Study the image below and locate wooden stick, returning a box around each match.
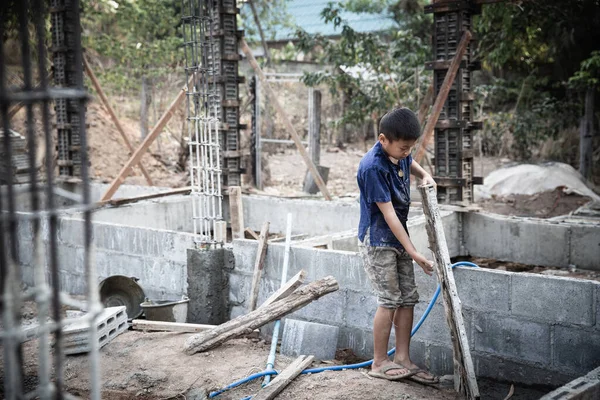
[183,276,339,354]
[240,38,332,200]
[229,186,245,239]
[244,228,260,240]
[417,82,434,127]
[100,73,194,201]
[83,56,154,186]
[260,270,306,309]
[132,320,215,333]
[419,184,479,399]
[97,187,191,207]
[249,222,270,312]
[414,31,472,163]
[254,355,315,400]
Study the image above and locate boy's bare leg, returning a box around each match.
[393,306,436,380]
[372,306,410,375]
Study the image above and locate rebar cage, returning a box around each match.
[1,1,102,399]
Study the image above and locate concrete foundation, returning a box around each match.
[10,185,600,389]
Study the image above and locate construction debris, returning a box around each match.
[183,276,339,355]
[253,355,315,400]
[0,129,39,184]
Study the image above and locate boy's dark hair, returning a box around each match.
[379,107,421,141]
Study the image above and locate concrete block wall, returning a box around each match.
[464,213,600,271]
[231,239,600,387]
[16,216,195,300]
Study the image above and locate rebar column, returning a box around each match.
[181,0,224,246]
[425,0,483,204]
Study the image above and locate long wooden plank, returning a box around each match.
[244,228,260,240]
[100,73,194,201]
[83,56,154,186]
[419,184,479,399]
[414,31,472,163]
[254,355,315,400]
[132,320,215,333]
[260,270,306,309]
[97,187,191,207]
[183,276,339,354]
[240,38,332,200]
[229,186,245,239]
[248,222,270,312]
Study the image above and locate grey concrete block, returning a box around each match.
[408,339,428,372]
[187,248,229,325]
[337,326,373,360]
[412,303,452,347]
[540,365,600,400]
[426,342,455,376]
[58,218,84,247]
[64,306,128,355]
[228,272,251,306]
[570,225,600,271]
[281,319,339,360]
[414,265,440,301]
[512,274,595,326]
[474,353,576,387]
[344,290,377,329]
[596,284,600,331]
[554,326,600,374]
[59,272,87,295]
[140,259,186,300]
[464,213,570,267]
[454,267,510,312]
[290,289,345,326]
[474,313,551,365]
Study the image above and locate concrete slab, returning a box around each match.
[281,319,339,360]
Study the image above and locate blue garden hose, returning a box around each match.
[209,261,480,399]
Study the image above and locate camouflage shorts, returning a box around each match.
[358,230,419,308]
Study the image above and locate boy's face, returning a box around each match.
[378,134,416,161]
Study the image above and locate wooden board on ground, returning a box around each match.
[183,276,339,355]
[419,184,479,399]
[253,355,315,400]
[132,320,260,338]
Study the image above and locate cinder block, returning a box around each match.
[413,264,440,301]
[344,290,377,329]
[228,272,251,306]
[540,365,600,400]
[427,342,454,376]
[596,285,600,331]
[412,303,453,347]
[408,339,428,372]
[290,289,345,326]
[464,213,570,267]
[454,267,510,312]
[63,306,128,355]
[58,218,84,247]
[569,225,600,271]
[511,274,595,326]
[473,313,550,365]
[554,326,600,373]
[281,319,339,360]
[337,326,373,360]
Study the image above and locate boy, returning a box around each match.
[357,107,438,384]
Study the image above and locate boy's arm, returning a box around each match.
[410,160,436,187]
[376,201,434,276]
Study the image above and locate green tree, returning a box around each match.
[296,0,432,131]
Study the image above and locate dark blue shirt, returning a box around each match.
[357,141,412,249]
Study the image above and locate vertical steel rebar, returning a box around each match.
[0,1,100,399]
[182,0,223,247]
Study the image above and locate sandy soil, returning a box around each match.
[4,328,552,400]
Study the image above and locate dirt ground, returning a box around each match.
[5,329,550,400]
